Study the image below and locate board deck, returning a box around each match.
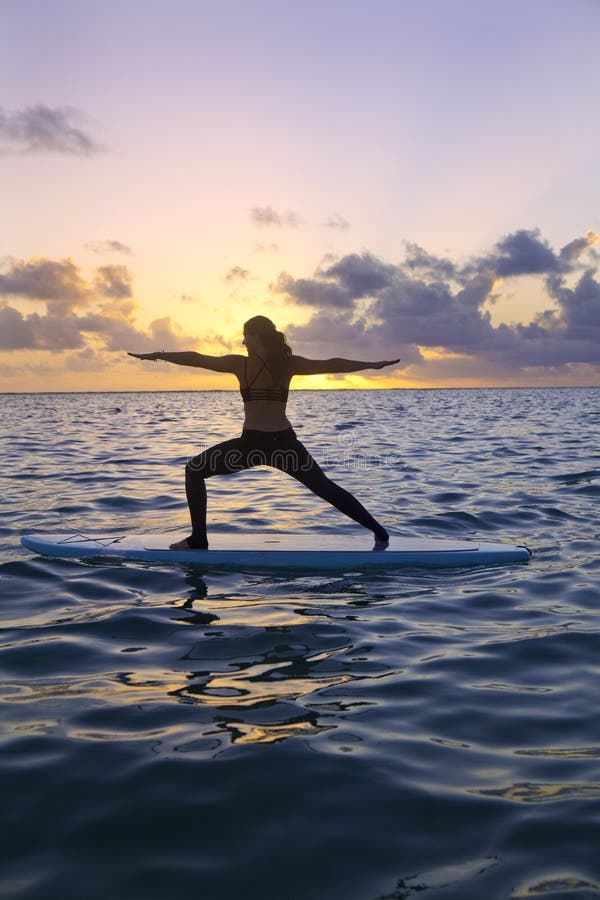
[21,532,531,569]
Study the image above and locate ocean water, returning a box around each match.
[1,387,600,900]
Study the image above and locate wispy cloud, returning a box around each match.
[250,206,302,228]
[252,243,280,254]
[225,266,250,281]
[85,240,132,255]
[324,214,351,231]
[0,104,103,156]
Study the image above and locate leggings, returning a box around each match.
[183,427,388,547]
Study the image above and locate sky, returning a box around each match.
[1,0,600,391]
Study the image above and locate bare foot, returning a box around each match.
[169,538,192,550]
[373,538,389,552]
[169,536,209,550]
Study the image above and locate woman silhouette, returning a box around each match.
[129,316,399,550]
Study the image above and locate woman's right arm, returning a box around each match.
[127,351,244,373]
[290,356,400,376]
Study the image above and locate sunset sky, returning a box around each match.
[1,0,599,391]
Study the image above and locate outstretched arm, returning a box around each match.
[290,356,401,376]
[127,351,243,373]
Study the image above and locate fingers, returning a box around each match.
[128,352,154,360]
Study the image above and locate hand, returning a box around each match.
[373,358,401,369]
[128,351,162,361]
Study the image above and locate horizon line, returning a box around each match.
[1,385,599,396]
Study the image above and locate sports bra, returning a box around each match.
[240,355,289,403]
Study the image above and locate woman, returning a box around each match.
[128,315,399,550]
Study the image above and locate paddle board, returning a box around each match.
[21,532,531,569]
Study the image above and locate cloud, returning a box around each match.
[403,242,458,282]
[77,300,194,353]
[0,300,196,355]
[0,104,103,156]
[284,311,423,369]
[85,240,132,255]
[0,255,198,356]
[546,269,600,337]
[559,231,599,264]
[273,228,600,377]
[324,214,350,230]
[253,243,280,254]
[0,257,134,304]
[319,253,398,298]
[0,257,91,303]
[274,272,354,309]
[0,305,86,350]
[64,348,110,372]
[225,266,250,281]
[93,265,133,299]
[491,229,561,277]
[250,206,302,228]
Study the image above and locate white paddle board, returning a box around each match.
[21,532,531,569]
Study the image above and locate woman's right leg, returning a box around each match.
[171,437,248,549]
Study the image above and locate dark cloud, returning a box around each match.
[559,231,599,263]
[547,269,600,337]
[250,206,302,228]
[403,242,458,282]
[274,229,600,377]
[371,277,499,352]
[0,257,90,303]
[93,265,133,299]
[490,229,560,277]
[0,305,86,351]
[0,257,135,304]
[85,240,132,255]
[0,256,197,356]
[0,305,38,349]
[285,311,422,368]
[0,104,103,156]
[275,272,354,309]
[319,253,397,298]
[0,300,196,355]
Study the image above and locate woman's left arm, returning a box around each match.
[290,356,400,376]
[127,351,244,373]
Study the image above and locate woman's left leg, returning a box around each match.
[272,436,389,542]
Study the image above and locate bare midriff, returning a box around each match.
[242,399,292,431]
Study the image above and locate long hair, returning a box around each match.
[244,316,292,379]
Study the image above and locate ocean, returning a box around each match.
[1,387,599,900]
